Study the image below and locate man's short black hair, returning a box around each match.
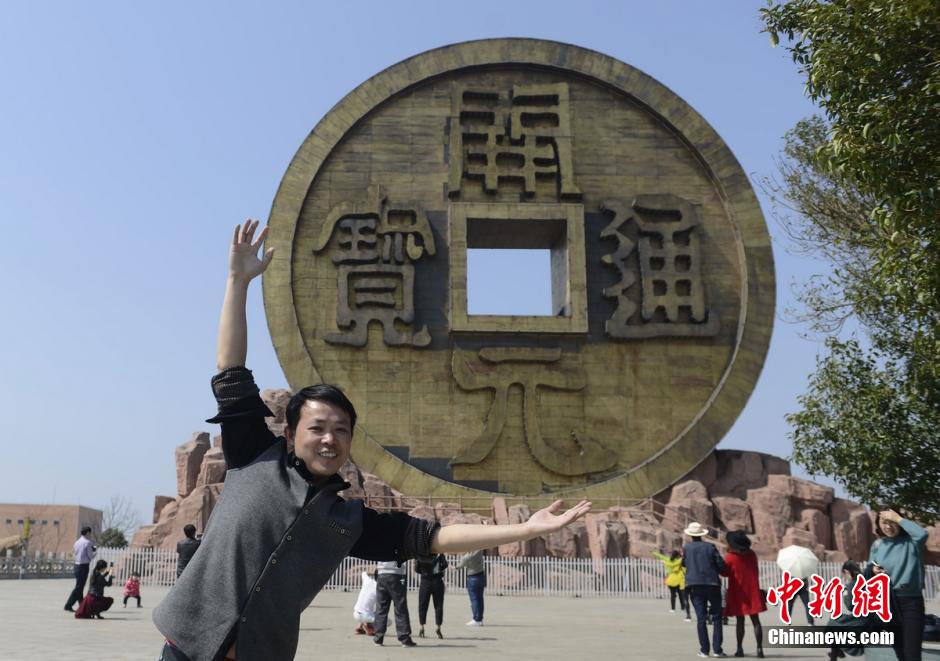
[81,526,92,536]
[183,524,197,539]
[286,384,357,433]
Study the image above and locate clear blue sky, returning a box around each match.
[0,1,834,528]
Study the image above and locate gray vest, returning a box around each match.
[153,439,363,661]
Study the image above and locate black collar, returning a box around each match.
[286,451,347,490]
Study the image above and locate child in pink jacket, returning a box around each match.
[123,571,141,607]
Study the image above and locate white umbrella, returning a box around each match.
[776,545,818,578]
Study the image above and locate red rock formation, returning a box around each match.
[712,496,753,533]
[175,432,210,498]
[746,486,793,548]
[830,498,874,561]
[137,411,927,567]
[152,496,174,524]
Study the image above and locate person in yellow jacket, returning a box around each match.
[653,550,691,621]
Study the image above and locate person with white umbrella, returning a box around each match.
[776,544,818,626]
[683,522,727,658]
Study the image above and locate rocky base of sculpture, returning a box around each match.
[132,389,940,566]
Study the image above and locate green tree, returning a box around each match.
[763,0,940,328]
[761,1,940,522]
[99,527,128,549]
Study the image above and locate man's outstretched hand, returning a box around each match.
[524,499,592,537]
[229,219,274,283]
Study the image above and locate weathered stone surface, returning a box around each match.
[830,498,873,561]
[624,517,660,559]
[492,497,510,525]
[261,388,291,422]
[665,480,713,530]
[655,528,683,554]
[712,497,752,533]
[670,480,708,502]
[261,388,291,440]
[212,434,223,448]
[439,512,486,527]
[129,524,156,548]
[708,451,790,500]
[750,537,778,561]
[823,550,849,564]
[746,487,792,547]
[585,513,629,562]
[158,499,179,525]
[781,526,818,551]
[196,447,226,487]
[434,502,462,521]
[406,504,436,522]
[175,432,211,498]
[362,476,397,511]
[798,509,831,549]
[665,500,714,531]
[152,496,174,524]
[767,475,834,511]
[544,519,589,558]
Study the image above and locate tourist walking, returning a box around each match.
[720,531,765,658]
[870,509,928,661]
[64,526,95,612]
[176,524,201,578]
[458,548,486,626]
[123,571,142,607]
[416,553,448,638]
[653,549,690,620]
[75,560,114,619]
[682,522,726,658]
[373,560,416,647]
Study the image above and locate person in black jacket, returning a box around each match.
[75,560,114,619]
[416,553,448,639]
[176,524,201,578]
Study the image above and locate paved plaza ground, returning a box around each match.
[0,579,865,660]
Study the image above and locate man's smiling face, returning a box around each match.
[287,399,352,480]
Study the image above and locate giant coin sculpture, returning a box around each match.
[264,39,775,500]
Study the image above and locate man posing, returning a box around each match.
[64,526,95,612]
[153,221,592,661]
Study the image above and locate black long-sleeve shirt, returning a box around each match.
[88,571,112,597]
[206,366,437,562]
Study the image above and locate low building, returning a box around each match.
[0,504,102,555]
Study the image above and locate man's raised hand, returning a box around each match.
[525,499,592,537]
[229,219,274,283]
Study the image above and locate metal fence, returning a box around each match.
[6,547,937,602]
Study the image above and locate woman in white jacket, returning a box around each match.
[353,570,378,635]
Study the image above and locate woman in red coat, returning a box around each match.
[721,530,766,658]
